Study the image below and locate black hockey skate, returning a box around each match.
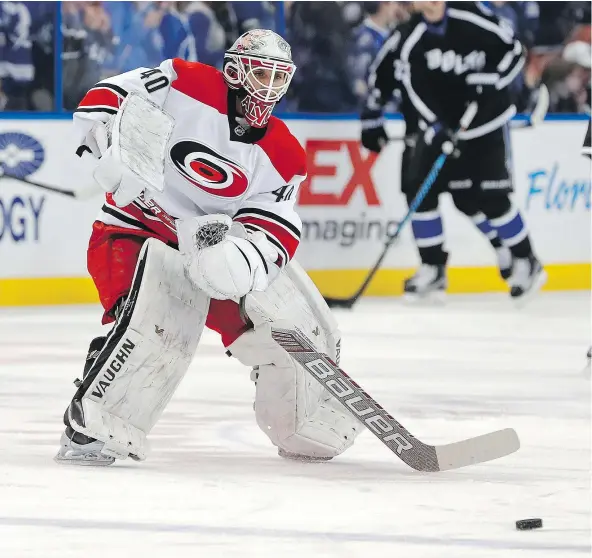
[509,255,547,300]
[404,264,447,300]
[54,429,114,466]
[54,335,115,466]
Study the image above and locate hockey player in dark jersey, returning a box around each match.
[361,1,546,300]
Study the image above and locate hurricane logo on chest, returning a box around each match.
[170,140,249,198]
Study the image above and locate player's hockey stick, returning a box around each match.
[0,170,99,200]
[324,102,478,309]
[272,325,520,471]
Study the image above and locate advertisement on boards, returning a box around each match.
[0,117,589,303]
[289,119,591,272]
[289,120,413,271]
[0,122,103,279]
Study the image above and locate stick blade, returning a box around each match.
[324,297,356,309]
[435,428,520,471]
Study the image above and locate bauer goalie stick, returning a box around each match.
[324,101,478,309]
[271,325,520,471]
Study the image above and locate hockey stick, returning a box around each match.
[272,325,520,471]
[325,102,478,309]
[0,169,100,200]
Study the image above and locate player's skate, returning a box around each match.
[54,334,116,466]
[54,429,114,466]
[496,245,513,281]
[509,255,547,300]
[404,264,446,301]
[277,448,333,462]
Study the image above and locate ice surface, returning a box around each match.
[0,292,589,558]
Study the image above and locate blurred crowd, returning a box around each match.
[285,1,591,113]
[0,1,590,114]
[61,1,277,109]
[0,1,55,111]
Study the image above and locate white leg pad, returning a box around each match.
[229,260,361,459]
[69,238,210,460]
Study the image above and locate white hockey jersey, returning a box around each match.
[74,59,306,266]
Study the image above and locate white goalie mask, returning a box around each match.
[223,29,296,128]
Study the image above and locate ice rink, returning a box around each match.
[0,292,590,558]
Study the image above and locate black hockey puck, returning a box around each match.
[516,518,543,530]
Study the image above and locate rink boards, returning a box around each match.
[0,116,590,305]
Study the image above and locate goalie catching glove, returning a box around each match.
[178,214,280,300]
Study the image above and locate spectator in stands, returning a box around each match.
[62,2,86,110]
[230,1,275,33]
[62,2,115,110]
[483,2,539,49]
[81,2,116,78]
[26,2,55,110]
[348,2,408,110]
[534,2,589,50]
[105,2,164,72]
[184,2,226,69]
[101,1,134,73]
[0,1,36,110]
[159,3,196,61]
[286,1,357,112]
[544,40,591,113]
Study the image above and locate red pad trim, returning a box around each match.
[105,194,178,245]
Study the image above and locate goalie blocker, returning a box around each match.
[58,237,360,464]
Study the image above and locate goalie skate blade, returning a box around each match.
[435,428,520,471]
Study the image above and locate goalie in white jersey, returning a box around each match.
[55,29,361,466]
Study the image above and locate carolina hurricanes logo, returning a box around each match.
[170,140,249,198]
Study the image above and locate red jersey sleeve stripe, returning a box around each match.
[78,87,123,110]
[243,223,287,267]
[234,216,299,262]
[233,207,301,239]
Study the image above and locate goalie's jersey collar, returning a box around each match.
[227,89,268,144]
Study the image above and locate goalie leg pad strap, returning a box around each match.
[229,323,360,459]
[244,259,341,363]
[69,238,210,460]
[229,261,360,458]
